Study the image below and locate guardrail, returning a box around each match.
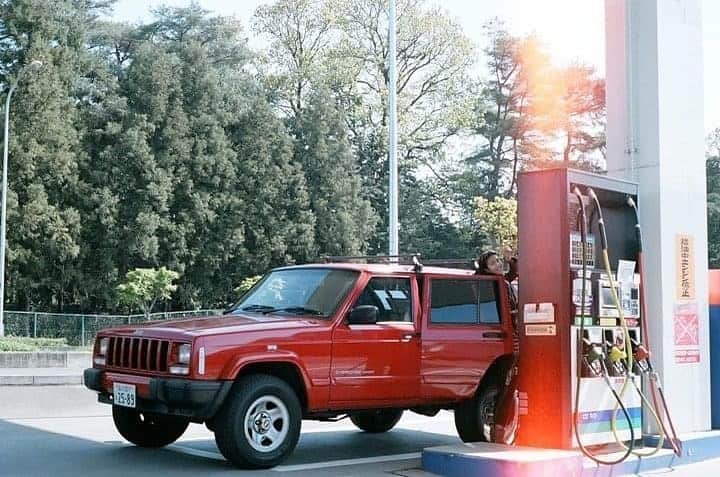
[3,310,222,347]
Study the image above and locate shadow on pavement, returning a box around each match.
[1,418,460,476]
[0,418,232,477]
[179,427,462,465]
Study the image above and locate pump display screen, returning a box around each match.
[601,286,615,308]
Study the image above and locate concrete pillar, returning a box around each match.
[605,0,709,432]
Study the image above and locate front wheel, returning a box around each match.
[454,383,499,443]
[350,409,403,433]
[214,375,302,469]
[112,406,189,447]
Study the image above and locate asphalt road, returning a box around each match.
[0,385,455,477]
[3,385,720,477]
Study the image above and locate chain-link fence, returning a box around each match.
[3,310,222,347]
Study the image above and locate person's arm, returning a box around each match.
[505,256,518,282]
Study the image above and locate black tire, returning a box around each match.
[214,375,302,469]
[454,383,499,443]
[350,409,403,433]
[112,406,189,447]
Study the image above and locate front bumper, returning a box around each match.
[84,368,232,421]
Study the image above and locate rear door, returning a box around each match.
[420,274,511,401]
[330,275,421,405]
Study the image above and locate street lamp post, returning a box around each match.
[0,60,42,337]
[388,0,398,257]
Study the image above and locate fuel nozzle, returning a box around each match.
[606,341,627,376]
[582,338,605,377]
[630,338,652,374]
[608,343,627,362]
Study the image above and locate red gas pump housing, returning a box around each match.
[515,168,639,449]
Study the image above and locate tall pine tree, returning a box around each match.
[292,87,376,256]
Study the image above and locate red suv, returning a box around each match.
[85,263,515,468]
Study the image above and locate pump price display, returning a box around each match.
[113,383,136,408]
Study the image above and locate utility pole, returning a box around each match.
[388,0,399,256]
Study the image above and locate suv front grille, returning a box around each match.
[106,337,170,372]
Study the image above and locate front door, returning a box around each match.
[330,275,420,405]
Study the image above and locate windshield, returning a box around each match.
[231,268,359,318]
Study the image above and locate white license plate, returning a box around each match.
[113,383,136,408]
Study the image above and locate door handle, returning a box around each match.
[401,332,420,343]
[482,331,506,339]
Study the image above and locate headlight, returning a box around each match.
[178,344,191,364]
[99,338,109,356]
[169,343,191,375]
[94,337,109,366]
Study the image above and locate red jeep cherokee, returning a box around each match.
[84,262,515,468]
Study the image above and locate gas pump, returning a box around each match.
[515,168,644,452]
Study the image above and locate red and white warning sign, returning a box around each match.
[674,302,700,364]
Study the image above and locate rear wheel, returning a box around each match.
[350,409,403,433]
[214,375,302,469]
[112,406,189,447]
[454,383,499,443]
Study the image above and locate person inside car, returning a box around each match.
[477,249,518,311]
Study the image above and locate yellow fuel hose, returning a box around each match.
[588,189,665,456]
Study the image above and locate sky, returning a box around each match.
[110,0,719,135]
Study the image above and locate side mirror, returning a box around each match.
[348,305,378,325]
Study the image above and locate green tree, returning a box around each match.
[234,275,262,296]
[466,24,548,199]
[117,267,180,318]
[556,63,606,166]
[468,23,607,202]
[1,0,112,310]
[329,0,475,166]
[117,4,316,307]
[400,175,474,259]
[474,196,517,251]
[330,0,475,253]
[292,87,376,256]
[254,0,476,255]
[226,93,316,275]
[707,128,720,268]
[252,0,334,119]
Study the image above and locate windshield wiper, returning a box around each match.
[239,304,277,313]
[237,305,325,316]
[271,306,325,316]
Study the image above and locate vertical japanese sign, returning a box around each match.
[675,234,695,300]
[674,302,700,363]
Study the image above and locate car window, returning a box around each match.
[478,280,501,324]
[430,278,500,325]
[353,277,412,322]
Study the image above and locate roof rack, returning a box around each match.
[322,254,423,272]
[320,254,478,273]
[321,253,420,263]
[421,258,478,271]
[321,254,420,264]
